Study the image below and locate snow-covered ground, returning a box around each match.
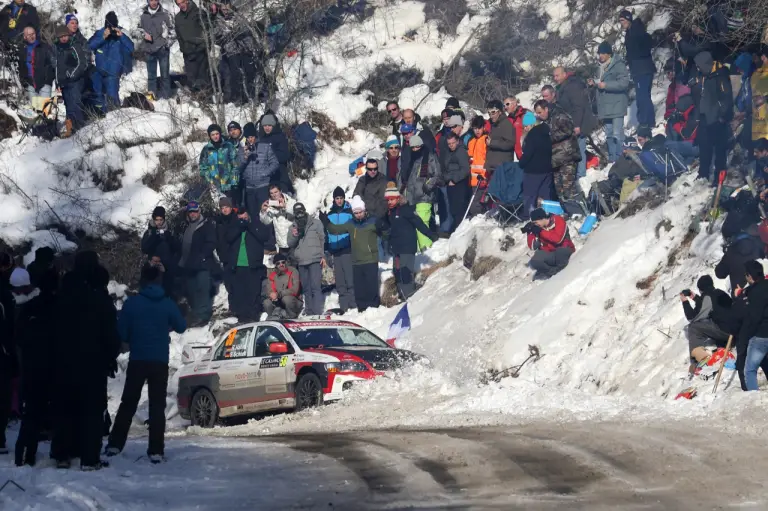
[2,0,764,507]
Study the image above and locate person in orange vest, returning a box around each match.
[467,115,488,188]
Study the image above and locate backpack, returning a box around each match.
[667,94,698,142]
[290,121,317,170]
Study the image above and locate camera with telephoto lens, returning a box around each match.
[682,289,692,297]
[520,222,534,234]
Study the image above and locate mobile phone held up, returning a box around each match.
[682,289,692,297]
[268,200,280,207]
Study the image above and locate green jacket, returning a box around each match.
[325,216,380,265]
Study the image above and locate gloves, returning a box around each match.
[318,211,329,225]
[429,232,440,242]
[521,222,541,235]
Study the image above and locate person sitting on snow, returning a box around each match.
[522,208,575,279]
[680,275,736,374]
[262,253,302,319]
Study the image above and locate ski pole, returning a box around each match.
[712,335,734,394]
[462,181,481,223]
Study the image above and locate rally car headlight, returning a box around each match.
[326,361,369,373]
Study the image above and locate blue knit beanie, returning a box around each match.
[65,13,77,25]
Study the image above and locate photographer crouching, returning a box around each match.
[521,208,575,280]
[680,275,737,374]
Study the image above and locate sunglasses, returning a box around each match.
[276,262,287,266]
[487,109,500,115]
[387,108,398,113]
[388,146,400,149]
[366,167,378,171]
[504,102,514,106]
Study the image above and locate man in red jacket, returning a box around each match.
[523,208,575,279]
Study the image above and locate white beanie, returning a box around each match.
[10,267,30,288]
[350,195,366,212]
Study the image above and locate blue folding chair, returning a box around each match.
[485,161,525,226]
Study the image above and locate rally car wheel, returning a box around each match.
[190,389,219,428]
[295,373,323,411]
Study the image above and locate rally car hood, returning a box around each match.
[304,346,426,371]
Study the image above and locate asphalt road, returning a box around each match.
[250,421,765,510]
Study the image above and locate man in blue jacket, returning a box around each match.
[106,265,186,464]
[326,187,355,313]
[88,11,134,113]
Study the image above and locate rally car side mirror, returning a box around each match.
[268,342,289,354]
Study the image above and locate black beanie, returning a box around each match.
[530,208,548,221]
[333,186,345,199]
[745,260,765,281]
[105,11,118,28]
[445,97,460,109]
[152,206,166,219]
[273,253,288,264]
[207,124,222,136]
[243,122,257,138]
[294,202,307,217]
[227,121,241,131]
[618,9,632,22]
[696,275,714,293]
[597,41,613,55]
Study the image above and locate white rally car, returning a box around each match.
[177,319,426,427]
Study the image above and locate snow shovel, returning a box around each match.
[706,170,727,234]
[712,335,734,394]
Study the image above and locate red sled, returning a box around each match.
[675,386,697,400]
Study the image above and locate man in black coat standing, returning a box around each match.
[259,113,294,194]
[174,0,211,93]
[141,206,179,299]
[0,252,15,455]
[177,201,217,326]
[217,197,270,321]
[50,251,119,470]
[553,66,598,178]
[619,10,656,129]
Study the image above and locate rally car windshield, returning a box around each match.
[291,328,390,349]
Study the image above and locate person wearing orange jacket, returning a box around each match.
[523,208,575,279]
[467,115,488,187]
[504,96,527,160]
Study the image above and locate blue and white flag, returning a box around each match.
[386,304,410,348]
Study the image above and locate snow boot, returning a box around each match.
[61,118,73,139]
[55,459,71,469]
[149,454,165,464]
[104,446,120,457]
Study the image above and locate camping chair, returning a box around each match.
[16,95,59,144]
[485,161,525,226]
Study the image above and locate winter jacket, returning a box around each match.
[508,107,527,159]
[518,123,553,175]
[257,121,291,172]
[240,141,279,189]
[178,216,217,271]
[401,148,439,206]
[546,104,581,167]
[378,204,433,255]
[0,277,15,377]
[390,117,405,137]
[467,135,487,186]
[17,40,54,92]
[324,215,380,265]
[441,145,471,184]
[400,124,436,170]
[54,270,120,384]
[526,214,575,253]
[139,4,174,54]
[259,193,296,249]
[287,215,325,266]
[88,27,134,77]
[486,115,516,172]
[557,74,598,134]
[664,81,691,119]
[141,220,178,267]
[752,64,768,99]
[0,2,38,44]
[715,234,764,292]
[734,54,754,114]
[174,1,209,55]
[690,61,733,125]
[739,279,768,341]
[217,212,270,269]
[683,289,738,334]
[624,18,655,78]
[118,284,186,363]
[199,139,239,192]
[54,38,88,86]
[753,103,768,142]
[353,170,388,219]
[379,153,402,183]
[14,289,56,379]
[595,56,630,120]
[262,266,301,300]
[326,201,352,255]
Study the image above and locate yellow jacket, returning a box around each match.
[752,64,768,98]
[754,102,768,141]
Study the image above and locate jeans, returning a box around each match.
[664,140,699,165]
[603,117,625,163]
[91,71,120,113]
[332,252,356,312]
[108,360,169,456]
[698,121,730,185]
[146,47,170,99]
[634,73,654,127]
[26,84,52,105]
[61,78,85,129]
[577,136,587,178]
[298,262,324,315]
[438,186,453,233]
[745,337,768,390]
[185,269,212,324]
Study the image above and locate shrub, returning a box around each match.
[420,0,469,35]
[308,110,355,146]
[470,256,502,281]
[349,107,391,140]
[91,165,125,192]
[355,59,424,107]
[143,150,190,192]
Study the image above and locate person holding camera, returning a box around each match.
[523,208,575,279]
[287,203,326,316]
[87,11,134,113]
[139,0,173,100]
[240,121,279,220]
[260,183,296,254]
[680,276,735,373]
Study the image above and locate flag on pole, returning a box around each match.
[386,304,410,348]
